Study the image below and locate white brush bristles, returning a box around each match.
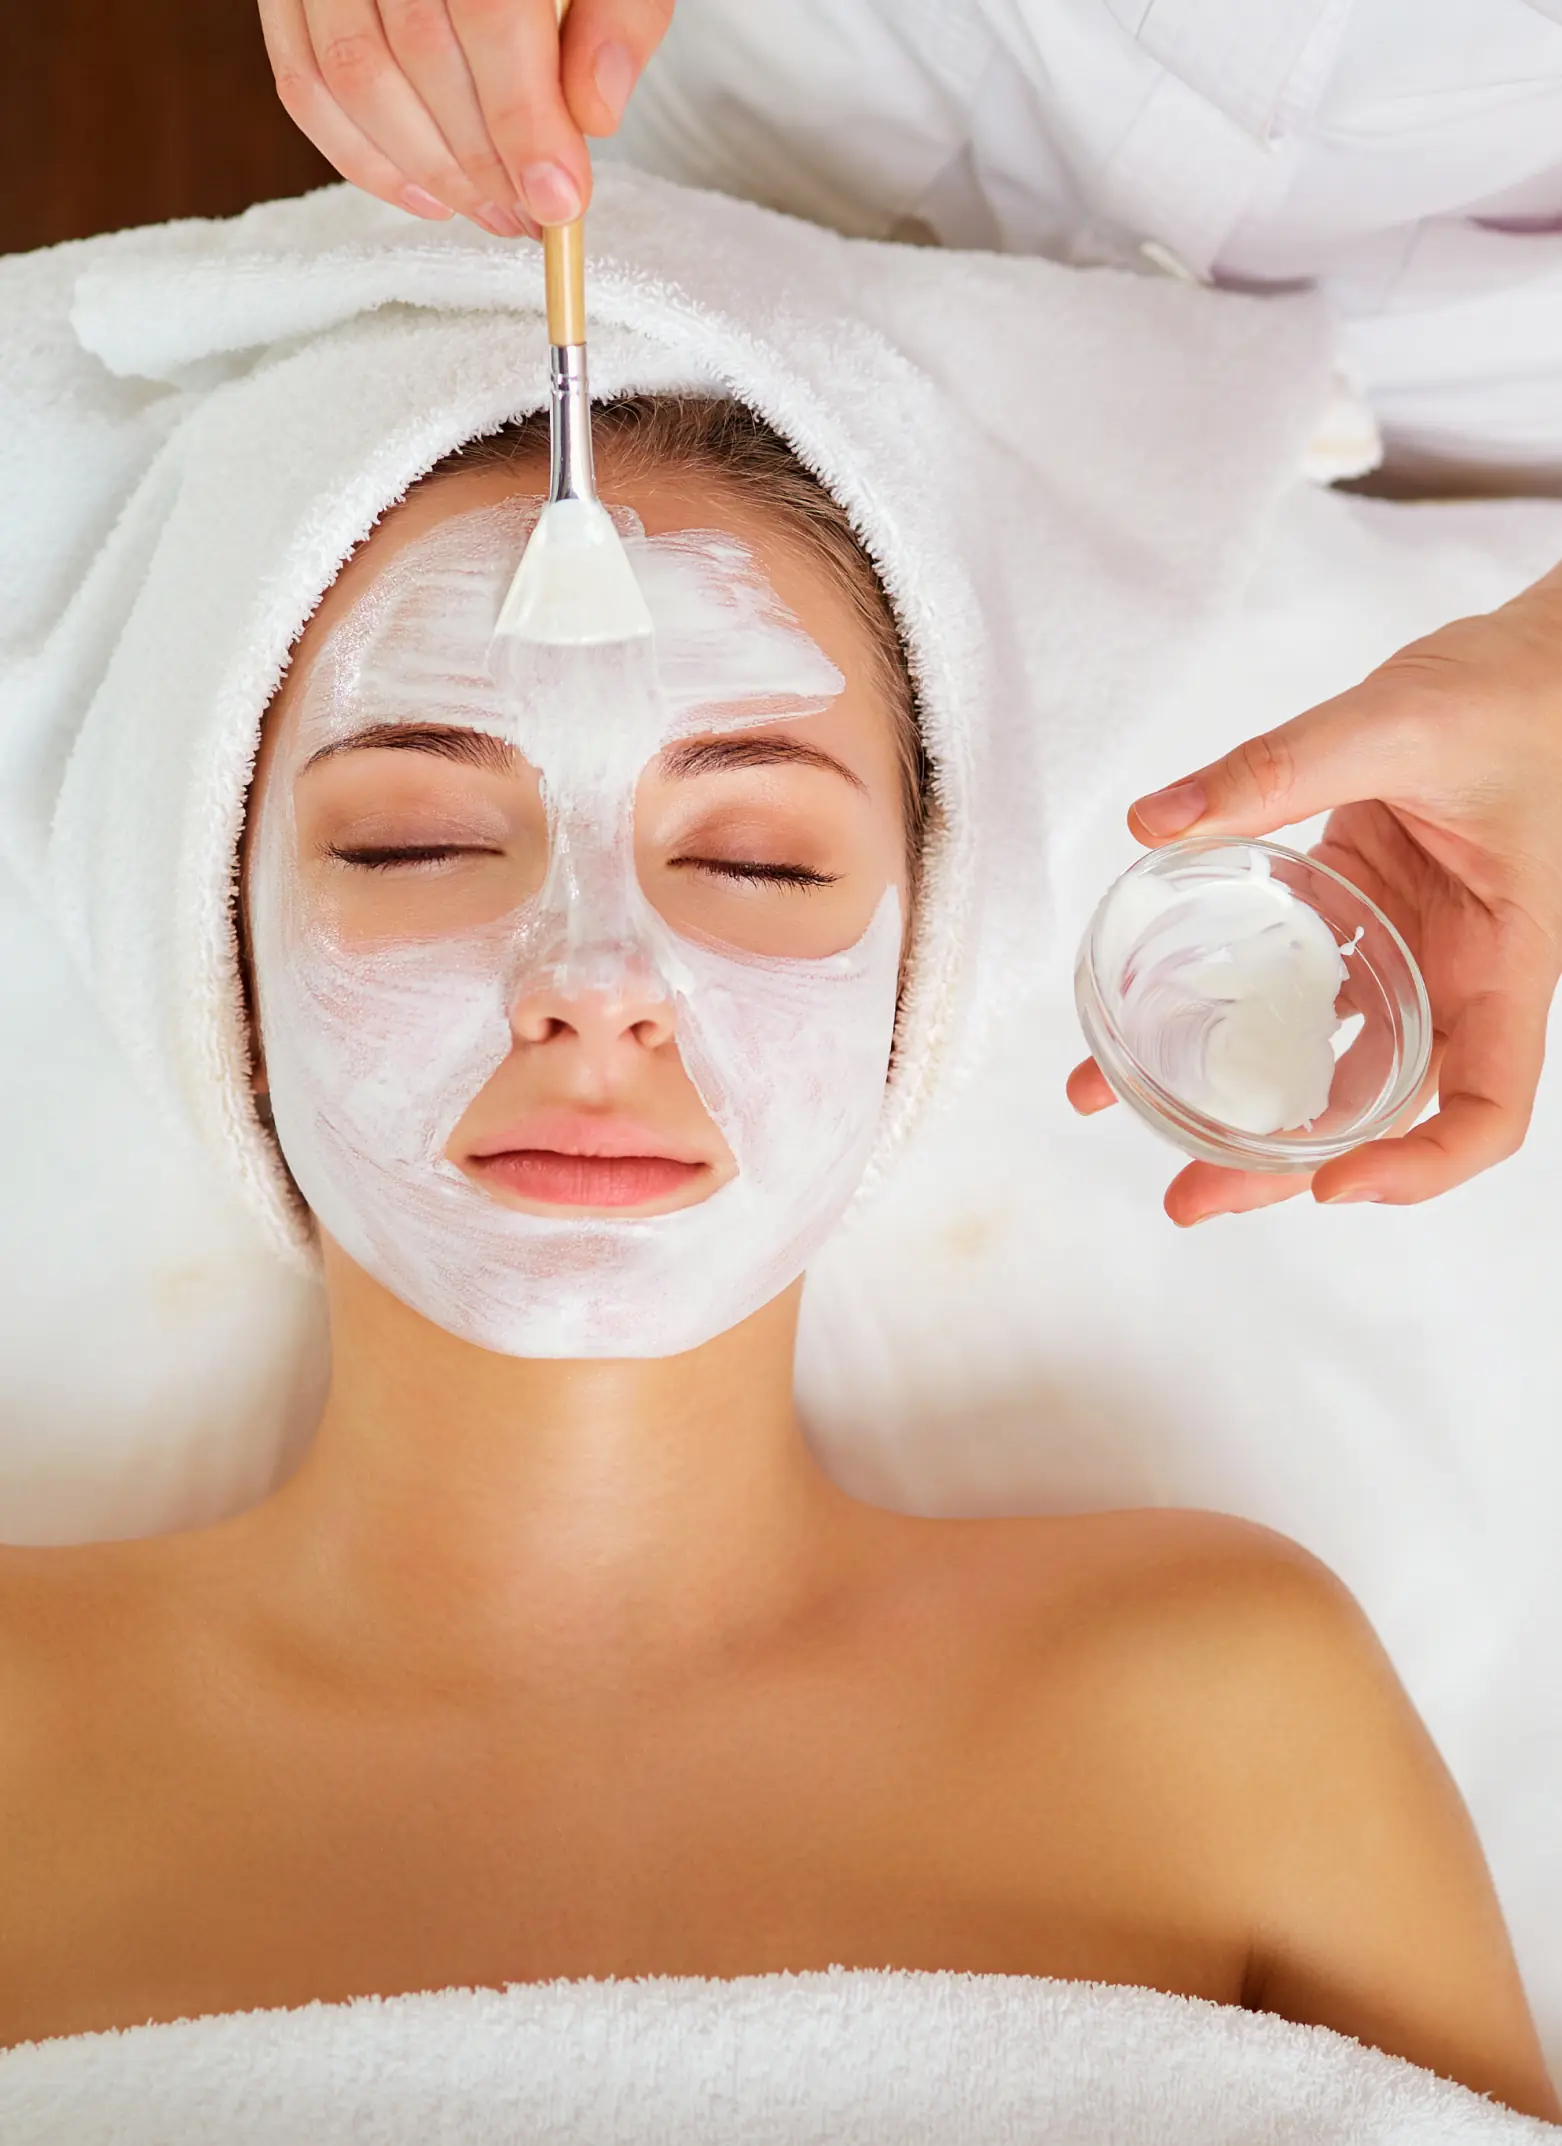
[489,496,655,652]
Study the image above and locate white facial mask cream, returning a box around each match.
[1093,851,1361,1137]
[248,503,902,1359]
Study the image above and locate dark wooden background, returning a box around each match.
[2,0,336,255]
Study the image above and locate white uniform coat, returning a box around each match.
[615,0,1562,485]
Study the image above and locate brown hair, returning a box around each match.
[422,395,930,890]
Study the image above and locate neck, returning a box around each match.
[251,1240,850,1683]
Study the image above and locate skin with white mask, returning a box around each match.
[247,501,902,1358]
[1097,854,1361,1137]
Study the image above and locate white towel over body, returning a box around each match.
[1,1970,1553,2144]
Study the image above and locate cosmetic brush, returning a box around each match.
[488,2,652,661]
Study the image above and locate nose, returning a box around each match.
[507,952,678,1061]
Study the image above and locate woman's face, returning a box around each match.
[244,455,912,1358]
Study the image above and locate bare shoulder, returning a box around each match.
[0,1536,194,1804]
[0,1540,95,1692]
[0,1547,107,1956]
[1054,1508,1416,1796]
[0,1534,159,1653]
[896,1503,1435,1874]
[0,1538,206,1966]
[920,1502,1375,1696]
[957,1508,1555,2119]
[1006,1505,1438,1815]
[1063,1505,1381,1686]
[1028,1507,1445,1800]
[0,1542,128,1761]
[875,1502,1390,1842]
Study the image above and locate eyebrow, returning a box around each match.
[658,735,868,792]
[300,724,868,792]
[300,724,514,775]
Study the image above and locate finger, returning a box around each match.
[558,0,676,137]
[378,0,540,234]
[1165,1160,1314,1228]
[1127,673,1423,846]
[262,0,455,216]
[1313,985,1548,1205]
[1308,1030,1444,1206]
[299,0,513,223]
[1066,1058,1117,1115]
[302,0,521,223]
[448,0,593,224]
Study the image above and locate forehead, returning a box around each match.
[269,488,846,784]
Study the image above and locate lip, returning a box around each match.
[466,1110,708,1165]
[469,1150,708,1208]
[461,1110,714,1212]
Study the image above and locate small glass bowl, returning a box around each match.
[1074,837,1432,1172]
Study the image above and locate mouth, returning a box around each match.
[469,1150,708,1208]
[461,1112,713,1212]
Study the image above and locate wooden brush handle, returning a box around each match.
[544,0,586,346]
[544,223,585,346]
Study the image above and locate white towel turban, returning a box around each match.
[0,168,1336,1274]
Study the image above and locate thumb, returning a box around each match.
[1128,680,1409,844]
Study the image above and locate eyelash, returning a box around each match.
[329,844,840,891]
[670,858,841,892]
[327,844,500,873]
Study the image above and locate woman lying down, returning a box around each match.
[1,393,1557,2130]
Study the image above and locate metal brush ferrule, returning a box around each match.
[548,343,595,506]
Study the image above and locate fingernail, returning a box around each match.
[1318,1186,1379,1204]
[519,160,583,225]
[511,203,542,240]
[400,184,454,221]
[471,199,525,238]
[1186,1212,1220,1227]
[592,39,637,128]
[1131,778,1207,839]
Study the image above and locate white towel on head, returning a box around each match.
[0,167,1336,1279]
[0,1969,1552,2143]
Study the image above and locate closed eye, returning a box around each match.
[328,846,840,891]
[327,843,503,871]
[670,858,841,891]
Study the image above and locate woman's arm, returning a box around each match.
[1232,1553,1559,2122]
